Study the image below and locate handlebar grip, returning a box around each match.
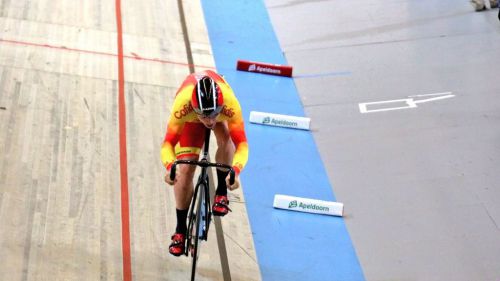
[169,163,177,182]
[229,169,235,185]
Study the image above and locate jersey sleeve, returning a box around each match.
[160,120,183,170]
[224,92,249,174]
[160,87,193,170]
[229,117,249,174]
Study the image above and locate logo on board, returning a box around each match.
[247,64,281,74]
[262,116,298,128]
[288,200,329,212]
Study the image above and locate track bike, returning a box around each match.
[169,128,235,281]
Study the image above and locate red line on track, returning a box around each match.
[0,38,214,69]
[115,0,132,280]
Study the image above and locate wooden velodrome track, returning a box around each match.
[0,0,260,280]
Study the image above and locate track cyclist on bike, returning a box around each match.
[161,70,249,256]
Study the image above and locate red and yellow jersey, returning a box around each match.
[161,70,249,174]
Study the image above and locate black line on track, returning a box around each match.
[208,171,232,281]
[177,1,232,280]
[177,0,195,74]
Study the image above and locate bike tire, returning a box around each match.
[190,183,204,281]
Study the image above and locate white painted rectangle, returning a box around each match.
[249,111,310,130]
[273,194,344,216]
[359,98,417,113]
[359,92,455,114]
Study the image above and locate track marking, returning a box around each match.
[114,0,132,280]
[408,91,453,98]
[359,92,455,113]
[0,38,214,69]
[413,94,455,104]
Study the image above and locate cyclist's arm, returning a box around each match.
[228,118,248,175]
[219,82,248,174]
[161,87,193,170]
[161,120,183,171]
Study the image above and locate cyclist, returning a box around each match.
[161,70,249,256]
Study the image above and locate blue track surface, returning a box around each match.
[201,1,365,280]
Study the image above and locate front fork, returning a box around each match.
[203,179,212,239]
[185,178,211,256]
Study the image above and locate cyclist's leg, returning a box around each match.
[170,161,196,256]
[173,156,196,216]
[213,121,235,165]
[212,122,234,216]
[169,122,205,256]
[174,122,206,220]
[213,121,234,193]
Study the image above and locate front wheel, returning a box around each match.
[190,184,204,281]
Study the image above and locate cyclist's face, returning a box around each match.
[197,114,218,129]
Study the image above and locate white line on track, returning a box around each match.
[408,92,453,98]
[359,92,455,114]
